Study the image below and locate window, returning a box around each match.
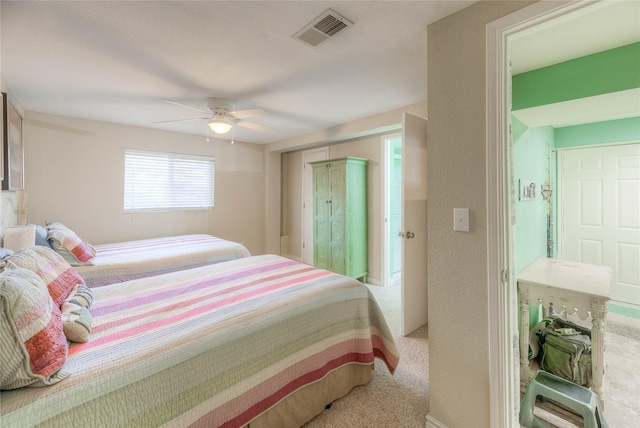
[124,150,214,212]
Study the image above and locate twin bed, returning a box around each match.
[73,234,251,287]
[1,230,399,427]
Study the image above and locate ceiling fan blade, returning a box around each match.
[230,108,268,119]
[235,120,275,134]
[162,99,210,114]
[152,117,210,124]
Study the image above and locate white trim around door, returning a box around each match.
[486,1,605,425]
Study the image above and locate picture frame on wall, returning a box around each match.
[2,94,24,191]
[519,179,536,201]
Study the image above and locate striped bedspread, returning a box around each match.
[2,255,399,427]
[75,234,251,287]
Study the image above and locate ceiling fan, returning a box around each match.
[154,98,273,135]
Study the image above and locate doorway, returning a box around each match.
[384,134,403,288]
[487,1,629,425]
[296,117,426,336]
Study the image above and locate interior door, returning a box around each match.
[401,112,428,336]
[559,143,640,305]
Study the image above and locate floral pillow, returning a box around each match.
[45,221,96,266]
[5,247,95,344]
[5,246,86,308]
[0,267,69,389]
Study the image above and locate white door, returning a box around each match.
[401,113,429,335]
[302,148,329,265]
[559,143,640,305]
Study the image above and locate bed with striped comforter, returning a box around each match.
[2,254,399,427]
[75,234,251,287]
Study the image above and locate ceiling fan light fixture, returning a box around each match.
[208,117,233,134]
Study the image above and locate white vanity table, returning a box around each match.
[517,257,612,406]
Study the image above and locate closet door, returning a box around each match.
[559,143,640,306]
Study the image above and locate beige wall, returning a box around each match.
[281,134,385,284]
[22,100,426,265]
[24,112,266,255]
[281,150,302,257]
[426,1,533,427]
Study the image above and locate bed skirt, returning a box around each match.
[247,363,373,427]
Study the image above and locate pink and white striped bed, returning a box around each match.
[2,254,399,427]
[74,234,251,288]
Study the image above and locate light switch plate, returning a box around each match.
[454,208,469,232]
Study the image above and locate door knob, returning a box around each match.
[406,231,415,239]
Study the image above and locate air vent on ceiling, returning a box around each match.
[293,9,354,48]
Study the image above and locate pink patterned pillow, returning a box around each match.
[5,246,86,308]
[0,267,68,389]
[45,221,96,265]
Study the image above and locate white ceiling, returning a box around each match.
[1,1,477,144]
[2,1,638,144]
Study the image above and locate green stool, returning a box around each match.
[520,370,608,428]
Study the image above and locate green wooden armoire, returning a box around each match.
[310,157,368,282]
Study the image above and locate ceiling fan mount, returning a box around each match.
[154,97,273,136]
[205,99,236,134]
[205,97,235,113]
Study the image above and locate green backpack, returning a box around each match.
[538,318,592,387]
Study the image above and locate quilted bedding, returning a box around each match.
[1,254,399,427]
[74,234,251,287]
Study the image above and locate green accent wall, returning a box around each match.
[512,114,529,142]
[513,42,640,111]
[514,118,640,278]
[512,120,556,327]
[513,122,554,274]
[555,117,640,148]
[513,42,640,325]
[512,42,640,275]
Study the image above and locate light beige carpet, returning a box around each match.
[303,284,429,428]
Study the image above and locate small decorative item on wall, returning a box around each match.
[519,179,536,201]
[2,94,24,191]
[541,181,552,201]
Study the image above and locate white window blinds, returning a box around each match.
[124,150,214,212]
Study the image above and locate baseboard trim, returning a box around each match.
[366,277,382,286]
[282,254,302,262]
[426,414,448,428]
